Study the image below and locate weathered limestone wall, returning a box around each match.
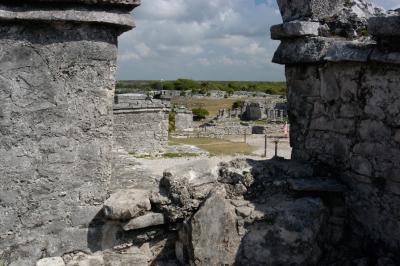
[174,107,193,131]
[0,1,137,265]
[113,94,170,154]
[273,0,400,251]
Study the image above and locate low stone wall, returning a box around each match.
[113,94,170,154]
[273,0,400,251]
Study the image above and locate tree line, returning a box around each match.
[116,79,286,96]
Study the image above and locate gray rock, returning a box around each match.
[163,159,219,187]
[271,21,321,40]
[103,189,151,220]
[36,257,65,266]
[15,0,140,6]
[182,189,241,266]
[238,198,326,265]
[103,251,148,266]
[369,15,400,37]
[288,178,347,193]
[123,212,166,231]
[277,0,345,22]
[325,41,375,62]
[273,37,334,64]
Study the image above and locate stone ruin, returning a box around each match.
[273,0,400,253]
[173,107,193,132]
[0,0,400,265]
[0,0,138,265]
[113,94,170,155]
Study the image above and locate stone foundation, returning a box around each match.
[0,1,137,265]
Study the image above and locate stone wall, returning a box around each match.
[174,107,193,131]
[0,1,137,265]
[273,0,400,252]
[113,94,170,154]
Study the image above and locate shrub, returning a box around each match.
[232,100,244,109]
[192,107,209,121]
[168,111,176,132]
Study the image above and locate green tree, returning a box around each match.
[232,100,244,109]
[192,107,209,121]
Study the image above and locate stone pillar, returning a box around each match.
[0,1,138,265]
[272,0,400,253]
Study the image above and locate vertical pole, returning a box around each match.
[264,133,268,158]
[274,140,279,157]
[244,130,247,143]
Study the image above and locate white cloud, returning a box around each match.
[117,0,284,81]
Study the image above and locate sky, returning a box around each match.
[116,0,399,82]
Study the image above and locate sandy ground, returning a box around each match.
[225,134,292,159]
[136,135,291,179]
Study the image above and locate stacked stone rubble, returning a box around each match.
[0,1,138,265]
[273,0,400,252]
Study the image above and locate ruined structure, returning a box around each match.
[113,94,170,154]
[0,1,139,265]
[273,0,400,253]
[2,0,400,265]
[174,107,193,131]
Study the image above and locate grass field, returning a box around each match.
[169,137,255,156]
[171,97,237,116]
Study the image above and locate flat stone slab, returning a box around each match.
[271,21,320,40]
[11,0,140,6]
[288,178,347,193]
[103,189,151,220]
[123,212,166,231]
[0,4,134,30]
[325,41,375,62]
[273,37,334,64]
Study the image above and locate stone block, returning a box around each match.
[273,37,333,64]
[103,189,151,220]
[123,212,166,231]
[325,41,374,62]
[277,0,345,22]
[351,156,372,177]
[36,257,65,266]
[271,21,320,40]
[369,15,400,37]
[358,120,391,141]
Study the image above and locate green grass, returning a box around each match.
[171,97,237,117]
[169,137,255,156]
[162,152,200,158]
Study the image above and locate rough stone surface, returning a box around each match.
[277,0,345,22]
[113,94,170,154]
[123,212,165,231]
[174,107,193,131]
[181,189,241,266]
[271,21,321,40]
[103,189,151,220]
[36,257,65,266]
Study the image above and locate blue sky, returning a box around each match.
[116,0,398,81]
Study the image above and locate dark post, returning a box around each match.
[264,133,268,157]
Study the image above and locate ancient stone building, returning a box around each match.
[0,1,138,265]
[273,0,400,252]
[174,107,193,131]
[113,94,170,154]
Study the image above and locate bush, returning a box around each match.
[232,100,244,109]
[192,107,209,121]
[168,111,176,132]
